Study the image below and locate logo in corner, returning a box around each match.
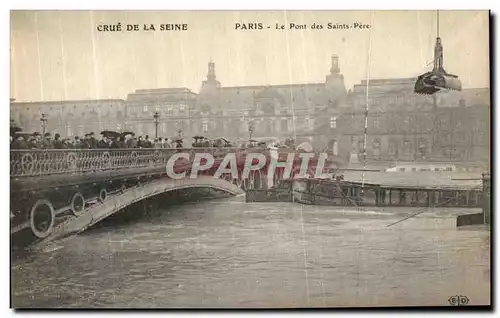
[448,295,469,306]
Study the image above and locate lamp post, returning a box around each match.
[153,111,160,138]
[248,123,254,140]
[40,113,48,134]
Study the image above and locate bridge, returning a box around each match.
[11,147,488,245]
[10,147,321,243]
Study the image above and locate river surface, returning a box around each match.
[11,196,490,308]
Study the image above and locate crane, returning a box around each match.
[414,10,462,95]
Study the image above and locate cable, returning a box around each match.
[361,10,375,196]
[437,10,440,38]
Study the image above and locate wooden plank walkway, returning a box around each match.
[342,171,482,190]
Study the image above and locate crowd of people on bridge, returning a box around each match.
[10,130,184,150]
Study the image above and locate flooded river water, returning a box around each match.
[11,195,490,308]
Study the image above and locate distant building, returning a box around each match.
[122,56,347,144]
[330,78,490,164]
[9,55,490,167]
[124,88,197,138]
[10,99,125,136]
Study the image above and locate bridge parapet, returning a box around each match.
[10,147,241,178]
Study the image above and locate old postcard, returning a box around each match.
[10,10,490,309]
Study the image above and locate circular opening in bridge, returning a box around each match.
[71,193,85,216]
[30,200,55,239]
[99,189,107,202]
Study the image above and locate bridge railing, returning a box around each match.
[10,147,241,178]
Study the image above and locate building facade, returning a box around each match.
[10,99,126,137]
[121,56,347,144]
[10,55,490,166]
[328,78,490,164]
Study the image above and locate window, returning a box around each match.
[155,105,160,111]
[412,168,417,172]
[330,116,337,129]
[143,105,148,112]
[202,119,208,133]
[389,141,397,157]
[179,104,185,111]
[399,168,406,172]
[117,124,122,130]
[446,167,453,171]
[373,117,380,129]
[281,119,288,132]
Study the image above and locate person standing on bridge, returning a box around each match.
[74,136,84,149]
[154,138,163,149]
[137,136,145,148]
[26,134,37,149]
[97,134,109,148]
[163,138,172,148]
[125,133,137,148]
[11,135,28,149]
[33,132,43,149]
[41,133,52,149]
[88,132,98,149]
[82,133,91,149]
[110,136,122,148]
[144,135,153,148]
[52,133,64,149]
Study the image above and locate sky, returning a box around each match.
[10,10,490,102]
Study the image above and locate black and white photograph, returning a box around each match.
[9,9,491,309]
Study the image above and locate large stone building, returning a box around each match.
[10,55,490,165]
[326,78,490,164]
[10,99,126,137]
[122,56,346,142]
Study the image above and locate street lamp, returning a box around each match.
[153,111,160,138]
[248,123,254,140]
[40,113,48,134]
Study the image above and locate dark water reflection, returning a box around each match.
[11,196,490,308]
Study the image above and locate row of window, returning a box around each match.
[140,104,188,112]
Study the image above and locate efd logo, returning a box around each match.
[448,295,469,306]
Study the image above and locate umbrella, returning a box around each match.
[193,136,206,139]
[248,139,259,143]
[121,131,135,136]
[101,131,121,138]
[296,142,313,152]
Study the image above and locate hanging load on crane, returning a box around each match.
[414,12,462,95]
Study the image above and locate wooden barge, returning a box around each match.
[246,175,485,209]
